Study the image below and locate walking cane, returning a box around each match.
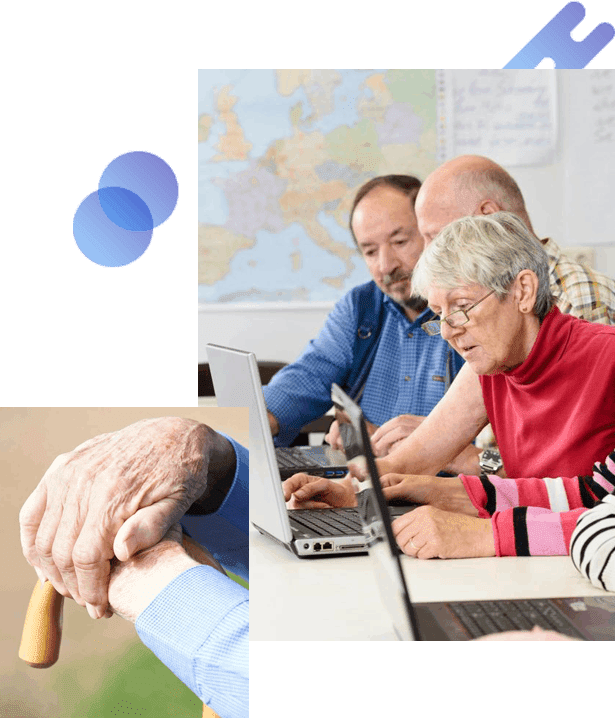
[19,534,221,718]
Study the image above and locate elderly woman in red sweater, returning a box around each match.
[284,211,615,559]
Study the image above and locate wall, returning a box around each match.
[199,71,615,366]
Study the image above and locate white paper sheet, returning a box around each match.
[565,70,615,246]
[437,69,558,167]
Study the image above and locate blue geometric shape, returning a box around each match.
[97,186,154,232]
[73,189,153,267]
[99,151,178,228]
[504,2,615,69]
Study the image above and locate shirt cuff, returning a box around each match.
[459,474,491,518]
[262,383,308,447]
[181,434,248,581]
[136,565,249,718]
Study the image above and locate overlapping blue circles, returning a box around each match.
[73,152,178,267]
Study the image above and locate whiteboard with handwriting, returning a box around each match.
[565,70,615,246]
[437,70,558,167]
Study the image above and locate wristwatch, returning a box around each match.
[479,448,503,474]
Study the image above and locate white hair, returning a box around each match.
[412,211,552,320]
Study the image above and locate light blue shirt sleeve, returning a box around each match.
[135,435,249,717]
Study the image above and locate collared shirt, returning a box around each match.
[263,283,464,446]
[544,237,615,324]
[136,436,248,718]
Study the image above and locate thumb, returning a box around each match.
[113,498,185,561]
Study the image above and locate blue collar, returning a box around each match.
[383,294,437,328]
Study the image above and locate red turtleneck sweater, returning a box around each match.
[480,306,615,479]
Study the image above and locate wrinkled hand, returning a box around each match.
[371,415,424,457]
[283,474,357,509]
[19,417,227,619]
[392,506,495,559]
[108,523,225,623]
[382,474,478,516]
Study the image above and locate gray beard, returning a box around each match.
[400,294,427,313]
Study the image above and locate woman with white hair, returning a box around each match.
[284,211,615,560]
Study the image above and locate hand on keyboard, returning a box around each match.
[282,474,357,510]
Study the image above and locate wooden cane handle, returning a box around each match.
[19,579,64,668]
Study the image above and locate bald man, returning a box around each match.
[415,154,615,324]
[366,155,615,460]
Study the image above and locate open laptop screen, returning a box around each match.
[331,383,422,641]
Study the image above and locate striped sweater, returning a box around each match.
[459,449,615,556]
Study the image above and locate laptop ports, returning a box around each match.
[313,542,322,552]
[322,542,333,551]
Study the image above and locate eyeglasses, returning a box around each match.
[421,290,496,336]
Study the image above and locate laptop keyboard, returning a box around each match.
[276,447,331,469]
[290,508,363,536]
[449,599,584,639]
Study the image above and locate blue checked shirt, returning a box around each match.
[135,436,248,718]
[263,283,464,446]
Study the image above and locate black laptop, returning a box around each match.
[332,382,615,641]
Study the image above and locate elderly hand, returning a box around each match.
[392,506,495,559]
[107,523,225,623]
[371,415,425,456]
[382,474,479,516]
[283,474,357,509]
[19,417,234,619]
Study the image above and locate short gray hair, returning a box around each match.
[412,211,553,320]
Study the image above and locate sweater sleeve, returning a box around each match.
[460,450,615,557]
[262,291,358,446]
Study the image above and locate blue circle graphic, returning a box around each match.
[98,151,178,229]
[73,189,153,267]
[97,186,154,232]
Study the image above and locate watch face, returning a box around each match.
[480,449,502,472]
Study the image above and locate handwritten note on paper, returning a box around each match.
[587,70,615,145]
[437,70,558,166]
[565,70,615,247]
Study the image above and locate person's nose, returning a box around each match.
[378,245,399,277]
[440,319,463,343]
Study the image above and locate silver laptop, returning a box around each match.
[207,344,347,480]
[332,382,615,641]
[207,343,411,557]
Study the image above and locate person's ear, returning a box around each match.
[477,199,501,215]
[513,269,539,313]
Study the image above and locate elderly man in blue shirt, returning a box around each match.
[264,175,472,468]
[19,417,248,718]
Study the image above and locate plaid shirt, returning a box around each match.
[544,237,615,325]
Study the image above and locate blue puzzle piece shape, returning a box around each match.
[505,2,614,69]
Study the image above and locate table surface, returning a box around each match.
[250,524,612,641]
